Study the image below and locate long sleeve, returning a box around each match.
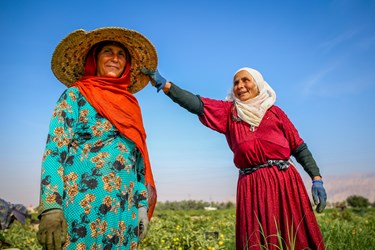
[38,89,78,214]
[165,83,204,115]
[292,142,321,178]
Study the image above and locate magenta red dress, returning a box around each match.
[199,97,325,250]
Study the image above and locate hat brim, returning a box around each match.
[51,27,157,93]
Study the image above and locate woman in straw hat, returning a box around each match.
[37,27,157,249]
[142,68,326,249]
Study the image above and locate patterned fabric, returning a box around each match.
[39,87,148,249]
[76,44,157,219]
[239,159,291,175]
[0,198,28,229]
[199,98,325,250]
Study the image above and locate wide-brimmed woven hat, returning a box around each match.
[51,27,157,93]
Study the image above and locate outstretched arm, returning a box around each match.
[141,68,204,115]
[165,83,203,115]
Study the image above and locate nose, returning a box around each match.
[237,80,245,88]
[111,53,119,62]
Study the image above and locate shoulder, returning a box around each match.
[59,86,80,99]
[269,105,283,112]
[55,87,84,106]
[201,97,234,116]
[266,105,290,122]
[64,86,80,95]
[201,97,233,108]
[268,105,286,115]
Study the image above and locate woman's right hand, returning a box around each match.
[141,68,167,92]
[37,209,68,250]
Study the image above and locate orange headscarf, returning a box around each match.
[73,43,157,219]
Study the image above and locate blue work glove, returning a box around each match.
[311,180,327,213]
[138,206,149,242]
[141,68,167,92]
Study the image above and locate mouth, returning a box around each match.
[237,91,247,96]
[107,65,119,70]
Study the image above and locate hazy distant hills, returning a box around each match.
[303,172,375,204]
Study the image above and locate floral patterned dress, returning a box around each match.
[39,87,148,250]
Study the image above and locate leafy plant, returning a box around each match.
[346,195,370,209]
[1,207,375,249]
[0,220,40,250]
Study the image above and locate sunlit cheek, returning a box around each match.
[250,89,259,98]
[232,86,238,95]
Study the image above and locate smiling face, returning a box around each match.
[233,70,259,101]
[96,43,127,78]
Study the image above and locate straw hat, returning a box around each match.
[51,27,157,93]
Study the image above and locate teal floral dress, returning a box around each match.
[39,87,148,249]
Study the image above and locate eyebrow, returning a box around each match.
[102,45,125,51]
[234,76,251,83]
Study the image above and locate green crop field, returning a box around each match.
[1,208,374,249]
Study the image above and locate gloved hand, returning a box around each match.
[311,180,327,213]
[138,206,149,242]
[37,209,68,250]
[141,68,167,92]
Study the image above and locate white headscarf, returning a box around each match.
[226,67,276,127]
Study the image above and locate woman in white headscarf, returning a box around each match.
[142,67,327,250]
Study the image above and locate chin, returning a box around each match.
[237,95,248,101]
[104,73,120,78]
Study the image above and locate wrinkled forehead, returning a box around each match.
[91,40,129,60]
[233,67,263,84]
[233,69,255,83]
[96,40,127,51]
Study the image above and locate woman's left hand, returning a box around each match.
[138,206,149,242]
[311,180,327,213]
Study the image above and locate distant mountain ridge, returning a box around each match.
[303,172,375,203]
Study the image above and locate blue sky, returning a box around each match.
[0,0,374,207]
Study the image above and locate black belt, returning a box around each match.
[239,159,291,175]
